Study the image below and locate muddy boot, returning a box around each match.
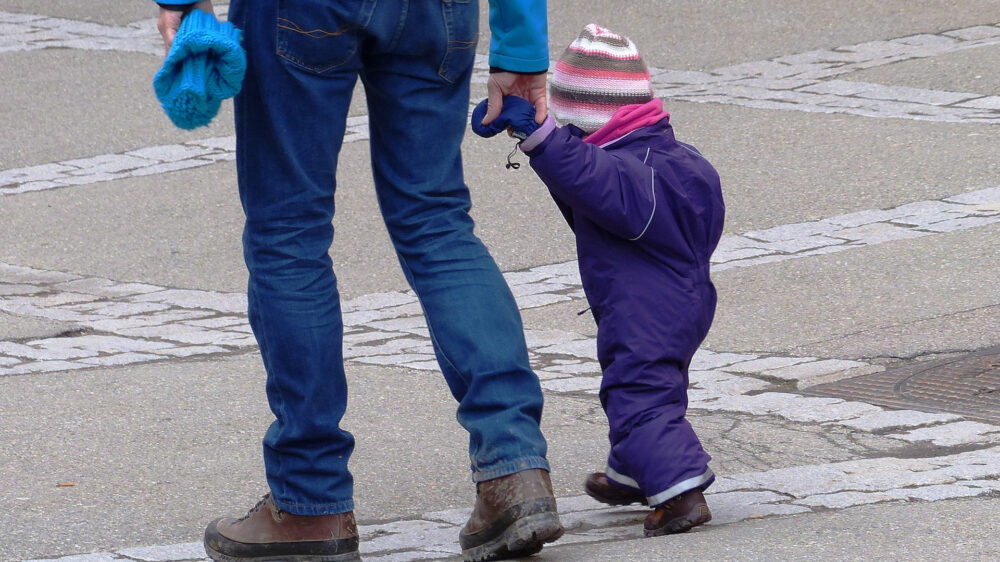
[459,469,565,561]
[203,494,361,561]
[584,472,648,506]
[643,488,712,537]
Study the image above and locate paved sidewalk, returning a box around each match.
[2,1,999,560]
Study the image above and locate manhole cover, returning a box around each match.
[807,346,1000,423]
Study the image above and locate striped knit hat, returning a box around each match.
[550,24,654,134]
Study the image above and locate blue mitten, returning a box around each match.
[471,96,540,140]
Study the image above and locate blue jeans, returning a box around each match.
[227,0,549,516]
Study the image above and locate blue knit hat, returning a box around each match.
[153,10,246,130]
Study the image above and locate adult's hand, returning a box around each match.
[157,0,215,54]
[483,71,547,126]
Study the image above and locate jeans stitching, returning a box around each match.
[472,457,551,482]
[275,6,358,74]
[437,0,477,83]
[277,17,353,38]
[272,496,355,515]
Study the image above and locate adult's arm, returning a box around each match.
[483,0,548,125]
[154,0,214,53]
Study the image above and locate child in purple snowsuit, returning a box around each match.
[473,24,724,536]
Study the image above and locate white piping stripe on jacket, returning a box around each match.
[629,147,656,241]
[596,128,642,149]
[646,468,715,507]
[605,465,715,506]
[604,465,641,490]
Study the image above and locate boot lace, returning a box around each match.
[237,493,284,522]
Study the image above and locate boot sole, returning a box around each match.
[461,511,565,562]
[643,505,712,538]
[205,544,361,562]
[585,486,648,507]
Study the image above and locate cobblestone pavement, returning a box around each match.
[2,3,999,561]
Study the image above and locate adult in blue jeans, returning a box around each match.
[155,1,563,560]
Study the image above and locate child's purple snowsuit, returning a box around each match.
[524,117,725,506]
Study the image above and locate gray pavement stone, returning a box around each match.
[31,335,173,353]
[832,222,929,244]
[959,95,1000,109]
[24,555,118,562]
[0,283,40,296]
[150,345,229,358]
[544,362,601,375]
[723,356,815,373]
[0,341,97,360]
[117,542,206,562]
[534,339,599,361]
[793,490,895,509]
[540,376,602,392]
[757,358,870,384]
[690,350,758,371]
[0,359,88,376]
[130,290,247,314]
[689,371,770,396]
[945,186,1000,204]
[79,352,162,366]
[833,410,964,433]
[708,499,812,526]
[884,483,986,502]
[890,422,1000,446]
[920,215,1000,233]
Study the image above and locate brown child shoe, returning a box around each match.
[643,488,712,537]
[584,472,648,506]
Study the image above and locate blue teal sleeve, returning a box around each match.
[156,1,198,5]
[488,0,549,73]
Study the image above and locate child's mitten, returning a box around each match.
[471,96,540,140]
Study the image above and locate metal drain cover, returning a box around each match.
[807,346,1000,423]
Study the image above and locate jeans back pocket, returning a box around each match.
[277,0,375,75]
[438,0,479,83]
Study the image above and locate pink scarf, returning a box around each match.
[583,99,670,147]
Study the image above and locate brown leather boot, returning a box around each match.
[459,469,564,561]
[203,494,361,561]
[584,472,648,506]
[643,488,712,537]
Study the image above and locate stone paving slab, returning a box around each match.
[22,444,1000,561]
[0,48,234,170]
[538,495,1000,561]
[547,0,1000,71]
[794,303,1000,362]
[709,222,1000,358]
[4,253,998,452]
[844,44,1000,96]
[4,184,1000,381]
[0,310,73,341]
[1,0,156,27]
[674,103,999,235]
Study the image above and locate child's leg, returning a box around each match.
[584,450,647,506]
[601,361,713,507]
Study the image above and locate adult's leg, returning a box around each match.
[357,1,561,559]
[231,0,368,516]
[359,0,548,481]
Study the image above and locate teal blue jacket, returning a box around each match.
[156,0,548,73]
